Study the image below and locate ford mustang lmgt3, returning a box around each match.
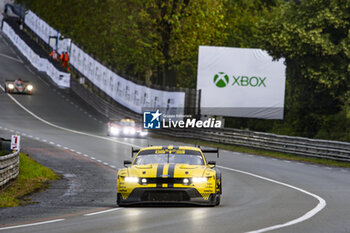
[107,118,148,137]
[117,146,222,206]
[5,79,33,95]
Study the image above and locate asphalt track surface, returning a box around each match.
[0,30,350,233]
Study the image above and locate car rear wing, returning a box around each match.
[131,147,140,157]
[131,146,219,157]
[201,148,220,158]
[5,80,30,83]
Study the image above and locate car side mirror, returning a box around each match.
[124,160,132,167]
[208,161,216,167]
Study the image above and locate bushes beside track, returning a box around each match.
[0,151,7,156]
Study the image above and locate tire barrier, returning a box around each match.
[0,141,19,189]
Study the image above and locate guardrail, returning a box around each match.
[156,128,350,162]
[0,150,20,189]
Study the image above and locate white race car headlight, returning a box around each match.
[130,128,136,135]
[123,128,129,134]
[124,177,139,183]
[110,127,119,135]
[140,131,148,137]
[123,127,136,135]
[192,177,208,183]
[27,85,33,91]
[8,84,14,89]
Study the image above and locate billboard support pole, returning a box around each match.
[197,89,201,119]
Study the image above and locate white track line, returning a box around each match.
[0,53,23,63]
[0,84,140,149]
[0,219,65,231]
[0,83,327,232]
[217,165,326,233]
[84,208,122,217]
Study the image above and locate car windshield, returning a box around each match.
[15,81,23,86]
[134,149,204,165]
[119,121,136,126]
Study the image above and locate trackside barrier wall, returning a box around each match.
[23,10,186,115]
[1,21,70,88]
[0,150,20,189]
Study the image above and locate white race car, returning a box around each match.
[5,78,33,95]
[108,118,148,137]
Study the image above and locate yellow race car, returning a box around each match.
[117,146,222,206]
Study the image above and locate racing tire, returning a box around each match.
[117,193,125,207]
[215,194,221,206]
[215,172,222,194]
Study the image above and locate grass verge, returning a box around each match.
[0,151,8,156]
[0,153,59,207]
[151,134,350,168]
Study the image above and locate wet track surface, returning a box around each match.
[1,31,350,233]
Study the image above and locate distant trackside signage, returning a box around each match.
[197,46,286,119]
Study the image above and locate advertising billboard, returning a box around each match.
[197,46,286,119]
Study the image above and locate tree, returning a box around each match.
[223,0,278,48]
[111,0,227,87]
[257,0,350,139]
[258,0,350,101]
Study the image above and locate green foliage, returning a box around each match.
[224,0,349,141]
[223,0,278,48]
[258,0,350,100]
[261,0,349,141]
[19,0,227,88]
[0,153,58,207]
[111,0,227,87]
[0,151,7,156]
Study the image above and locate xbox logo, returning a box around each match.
[213,72,229,88]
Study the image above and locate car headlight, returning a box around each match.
[141,178,147,184]
[140,131,148,136]
[124,177,139,183]
[183,178,190,184]
[123,127,136,135]
[192,177,208,183]
[27,85,33,91]
[110,127,119,135]
[130,129,136,135]
[8,84,14,89]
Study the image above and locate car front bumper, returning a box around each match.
[118,188,217,206]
